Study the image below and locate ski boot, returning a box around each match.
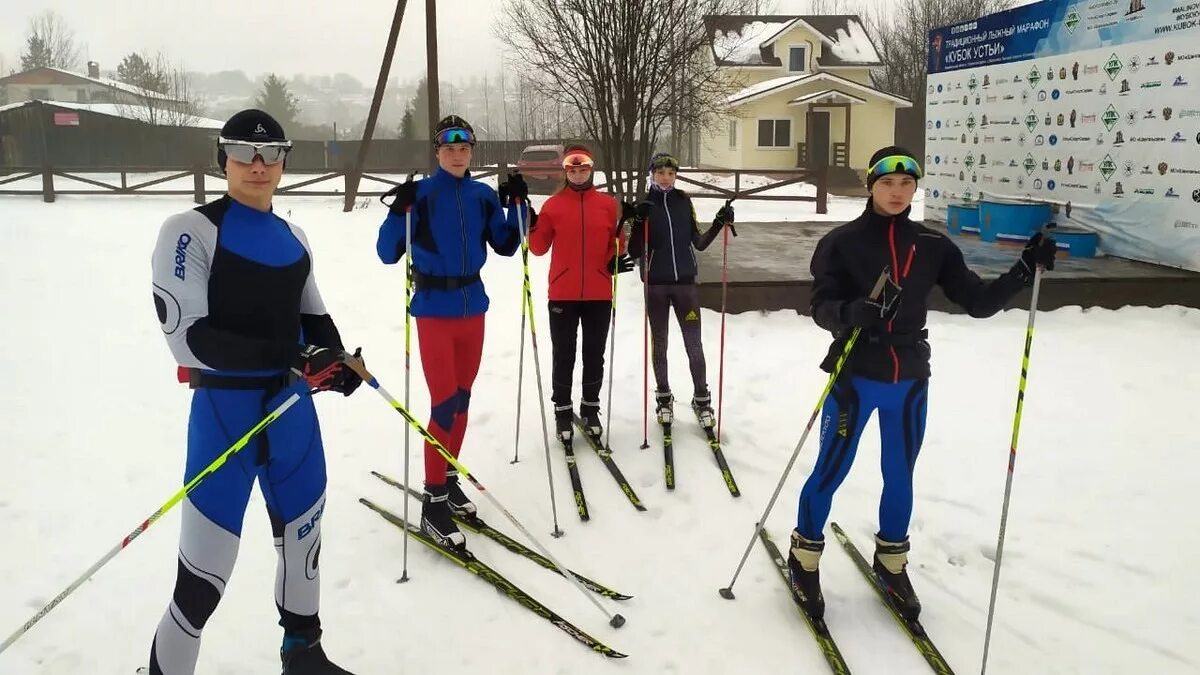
[654,390,674,424]
[691,391,716,429]
[444,470,476,517]
[554,404,574,442]
[281,627,355,674]
[873,534,921,621]
[421,484,465,550]
[787,529,826,620]
[579,401,603,441]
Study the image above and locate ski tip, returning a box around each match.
[718,587,736,600]
[609,613,627,629]
[604,650,629,659]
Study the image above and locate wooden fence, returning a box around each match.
[0,164,829,213]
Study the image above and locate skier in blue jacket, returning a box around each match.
[376,115,530,549]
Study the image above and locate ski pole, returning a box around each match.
[511,230,529,465]
[980,228,1052,675]
[343,355,625,628]
[515,196,563,538]
[603,234,619,452]
[639,216,651,450]
[0,383,311,655]
[716,198,735,443]
[400,196,413,582]
[719,270,889,599]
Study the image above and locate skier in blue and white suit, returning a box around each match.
[148,109,360,675]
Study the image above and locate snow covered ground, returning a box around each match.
[0,192,1195,674]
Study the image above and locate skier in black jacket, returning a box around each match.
[627,152,735,428]
[786,146,1057,622]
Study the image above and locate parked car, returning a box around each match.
[516,144,564,193]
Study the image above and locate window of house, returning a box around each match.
[30,88,50,100]
[788,46,808,72]
[757,119,791,148]
[728,120,738,149]
[77,88,88,103]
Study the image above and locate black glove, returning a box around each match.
[381,177,417,216]
[333,347,365,396]
[498,171,529,206]
[291,345,360,395]
[608,253,635,274]
[713,203,737,237]
[841,276,902,328]
[635,200,651,220]
[1012,231,1057,284]
[621,201,637,224]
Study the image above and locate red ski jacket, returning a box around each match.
[528,186,626,301]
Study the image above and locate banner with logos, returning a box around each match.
[926,0,1200,272]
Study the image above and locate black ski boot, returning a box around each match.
[655,390,674,425]
[444,470,476,517]
[554,404,574,442]
[787,529,826,620]
[580,401,603,440]
[421,484,465,550]
[281,627,355,674]
[873,534,921,621]
[691,390,716,429]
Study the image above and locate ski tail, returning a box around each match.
[360,498,627,658]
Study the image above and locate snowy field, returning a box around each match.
[0,191,1195,675]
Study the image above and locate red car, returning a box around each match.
[516,144,564,193]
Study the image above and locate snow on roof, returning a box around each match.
[713,20,793,65]
[707,15,882,67]
[827,21,879,64]
[1,100,224,129]
[726,74,811,104]
[38,67,179,102]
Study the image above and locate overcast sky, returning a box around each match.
[0,1,868,83]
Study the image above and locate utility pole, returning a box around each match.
[426,0,441,172]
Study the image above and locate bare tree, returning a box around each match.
[862,0,1015,105]
[115,51,206,127]
[498,0,764,201]
[22,10,80,71]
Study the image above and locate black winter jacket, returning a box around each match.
[811,200,1029,382]
[628,187,722,284]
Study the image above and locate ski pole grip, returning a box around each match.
[868,268,890,301]
[343,352,372,384]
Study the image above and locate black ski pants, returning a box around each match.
[547,300,612,408]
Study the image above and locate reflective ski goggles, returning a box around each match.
[868,154,923,179]
[435,127,475,145]
[218,137,293,165]
[562,152,594,168]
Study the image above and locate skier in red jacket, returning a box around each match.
[528,144,633,442]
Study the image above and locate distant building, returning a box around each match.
[699,14,910,173]
[0,62,181,107]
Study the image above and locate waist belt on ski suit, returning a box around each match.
[412,270,482,291]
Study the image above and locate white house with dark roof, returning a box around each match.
[700,14,911,176]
